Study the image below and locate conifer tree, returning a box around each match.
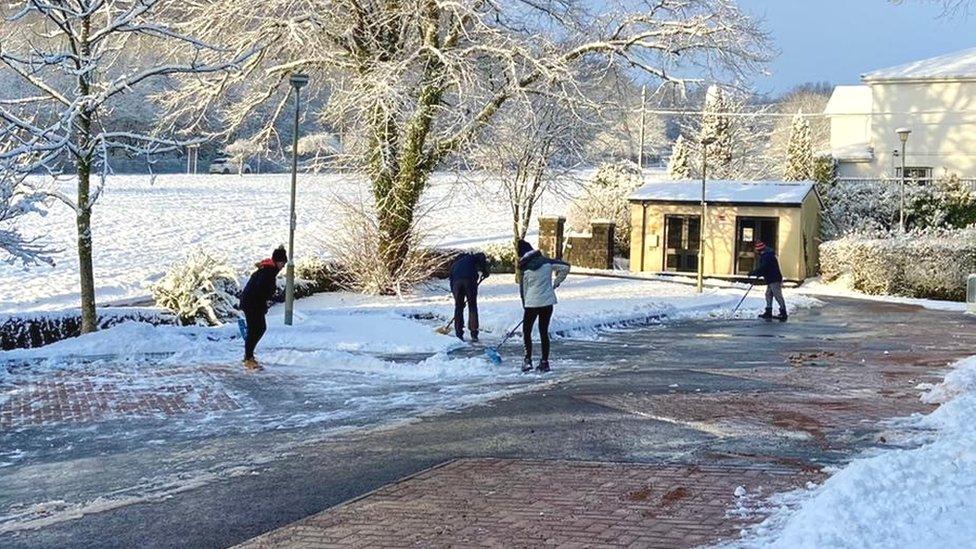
[784,111,813,181]
[667,136,692,179]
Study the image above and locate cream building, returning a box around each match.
[825,47,976,181]
[628,180,821,283]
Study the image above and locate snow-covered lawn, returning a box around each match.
[725,355,976,548]
[1,172,579,313]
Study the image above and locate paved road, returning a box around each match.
[4,297,975,548]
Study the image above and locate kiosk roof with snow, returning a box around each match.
[629,180,818,207]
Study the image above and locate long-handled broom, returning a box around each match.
[484,320,524,365]
[729,284,754,318]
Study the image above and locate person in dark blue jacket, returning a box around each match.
[449,251,490,341]
[749,240,787,321]
[240,246,287,369]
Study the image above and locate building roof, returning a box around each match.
[862,47,976,83]
[629,180,816,206]
[823,85,872,115]
[822,142,874,163]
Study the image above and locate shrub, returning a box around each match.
[820,228,976,301]
[567,161,643,256]
[484,242,518,273]
[0,308,172,350]
[151,249,240,326]
[294,255,349,293]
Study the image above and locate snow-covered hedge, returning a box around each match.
[821,228,976,300]
[294,255,349,293]
[567,161,643,256]
[484,242,518,273]
[151,249,240,326]
[822,176,976,239]
[0,308,172,350]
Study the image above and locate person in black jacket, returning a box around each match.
[449,251,490,341]
[240,246,287,369]
[748,240,787,321]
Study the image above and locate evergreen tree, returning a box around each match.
[667,135,692,179]
[784,111,813,181]
[699,85,733,176]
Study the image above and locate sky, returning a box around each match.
[738,0,976,93]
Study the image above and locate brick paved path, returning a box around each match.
[239,458,822,549]
[0,365,239,429]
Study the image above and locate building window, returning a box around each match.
[895,166,933,181]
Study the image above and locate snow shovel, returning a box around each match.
[237,317,248,339]
[729,284,754,318]
[484,320,524,365]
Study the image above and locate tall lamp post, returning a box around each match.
[284,73,309,326]
[698,136,717,293]
[896,127,911,233]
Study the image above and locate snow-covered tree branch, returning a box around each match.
[0,0,256,332]
[0,171,55,267]
[165,0,771,288]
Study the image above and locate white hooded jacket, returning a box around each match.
[518,250,570,308]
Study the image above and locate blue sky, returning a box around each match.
[738,0,975,93]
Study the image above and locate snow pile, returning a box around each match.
[728,356,976,548]
[798,277,967,313]
[150,249,240,325]
[820,228,976,301]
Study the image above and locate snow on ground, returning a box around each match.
[0,172,580,313]
[723,355,976,549]
[798,275,968,313]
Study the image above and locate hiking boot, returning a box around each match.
[777,309,788,322]
[536,360,551,373]
[470,332,479,343]
[758,308,773,320]
[243,358,262,371]
[522,358,534,373]
[456,332,465,342]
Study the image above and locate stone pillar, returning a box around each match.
[538,216,565,260]
[590,220,616,270]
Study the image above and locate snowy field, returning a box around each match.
[726,354,976,549]
[2,172,585,313]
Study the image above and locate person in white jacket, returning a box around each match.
[516,239,570,373]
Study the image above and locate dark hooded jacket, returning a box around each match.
[749,249,783,285]
[450,252,490,283]
[240,259,280,312]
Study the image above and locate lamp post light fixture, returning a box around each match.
[896,127,911,233]
[284,73,309,326]
[697,136,717,293]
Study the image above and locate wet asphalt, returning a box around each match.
[3,297,976,548]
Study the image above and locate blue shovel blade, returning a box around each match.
[237,318,248,339]
[484,347,503,365]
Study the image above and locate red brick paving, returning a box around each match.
[0,366,239,429]
[235,332,965,547]
[237,458,823,549]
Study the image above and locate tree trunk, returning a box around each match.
[76,15,97,334]
[76,156,97,334]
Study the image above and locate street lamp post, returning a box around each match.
[896,127,911,233]
[638,84,647,170]
[284,73,309,326]
[698,136,716,293]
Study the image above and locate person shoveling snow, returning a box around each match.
[240,245,287,370]
[749,240,787,322]
[447,251,490,342]
[516,239,570,373]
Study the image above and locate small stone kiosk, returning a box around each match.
[628,180,822,283]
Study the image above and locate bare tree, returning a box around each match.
[472,97,586,254]
[166,0,771,290]
[0,1,253,332]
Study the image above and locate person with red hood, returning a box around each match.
[240,246,287,370]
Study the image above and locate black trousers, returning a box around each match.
[243,307,267,360]
[522,305,554,361]
[451,278,479,338]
